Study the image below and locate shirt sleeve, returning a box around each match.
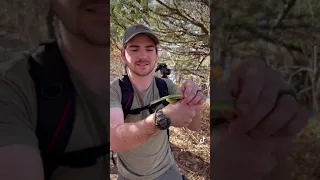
[163,78,178,95]
[0,68,38,149]
[110,79,122,109]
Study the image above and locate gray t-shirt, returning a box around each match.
[110,76,178,180]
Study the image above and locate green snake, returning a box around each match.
[151,93,235,111]
[151,93,185,105]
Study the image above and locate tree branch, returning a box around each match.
[274,0,297,28]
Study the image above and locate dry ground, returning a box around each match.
[290,121,320,180]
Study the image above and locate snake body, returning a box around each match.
[151,93,184,105]
[151,93,235,111]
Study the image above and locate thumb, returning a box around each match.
[180,81,188,93]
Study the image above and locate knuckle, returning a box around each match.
[261,88,277,107]
[185,88,191,93]
[256,119,274,135]
[190,92,197,97]
[278,95,298,112]
[196,95,203,102]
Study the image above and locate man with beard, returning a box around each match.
[0,1,308,180]
[110,24,207,180]
[0,0,110,180]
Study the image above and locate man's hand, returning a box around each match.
[180,80,206,106]
[210,59,306,179]
[162,101,197,128]
[224,59,308,140]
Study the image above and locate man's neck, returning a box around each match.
[58,24,109,95]
[128,72,154,92]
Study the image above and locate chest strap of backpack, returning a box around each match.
[29,41,109,180]
[119,75,169,119]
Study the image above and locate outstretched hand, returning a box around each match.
[180,80,206,106]
[223,59,308,140]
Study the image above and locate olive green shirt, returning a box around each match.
[0,56,109,180]
[110,76,177,180]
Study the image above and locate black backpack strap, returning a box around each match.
[119,75,134,119]
[29,40,77,179]
[29,41,109,180]
[154,77,169,107]
[119,76,170,118]
[154,77,171,141]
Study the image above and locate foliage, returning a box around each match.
[211,0,320,110]
[0,0,51,64]
[110,0,210,88]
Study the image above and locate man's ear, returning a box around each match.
[120,48,126,62]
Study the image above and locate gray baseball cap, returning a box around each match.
[121,24,159,47]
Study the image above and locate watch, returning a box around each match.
[155,108,171,130]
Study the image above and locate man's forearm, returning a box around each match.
[111,113,160,152]
[187,108,202,131]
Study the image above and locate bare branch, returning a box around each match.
[274,0,297,28]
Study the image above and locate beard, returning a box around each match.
[126,59,155,76]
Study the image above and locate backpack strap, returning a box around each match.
[29,40,77,179]
[154,77,169,107]
[119,75,134,119]
[154,77,171,141]
[119,75,170,119]
[29,41,109,180]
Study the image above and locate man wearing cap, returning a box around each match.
[110,24,207,180]
[0,1,308,179]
